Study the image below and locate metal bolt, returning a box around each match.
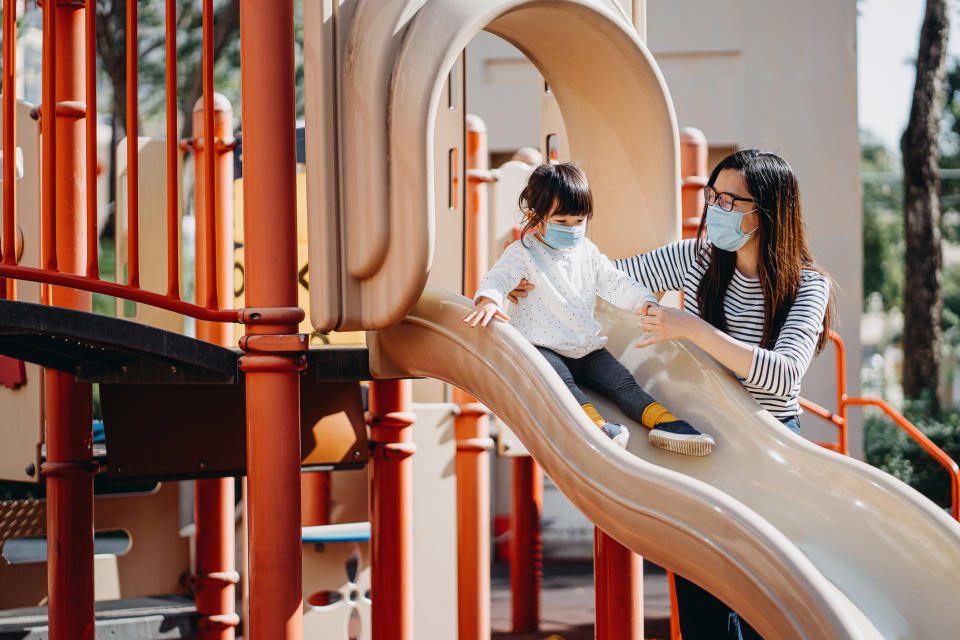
[354,450,361,458]
[121,365,128,374]
[24,463,35,477]
[116,465,124,474]
[170,365,177,374]
[198,459,207,470]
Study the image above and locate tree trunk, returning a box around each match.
[901,0,950,410]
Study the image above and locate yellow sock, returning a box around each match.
[641,402,678,430]
[581,403,607,430]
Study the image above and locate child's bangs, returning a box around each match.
[551,165,594,218]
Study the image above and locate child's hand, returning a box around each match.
[635,299,660,316]
[462,297,510,327]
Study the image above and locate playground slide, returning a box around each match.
[369,287,960,640]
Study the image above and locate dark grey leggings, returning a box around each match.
[535,346,657,421]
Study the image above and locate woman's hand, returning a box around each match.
[506,278,535,304]
[635,305,703,347]
[462,297,510,328]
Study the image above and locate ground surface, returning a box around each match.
[491,560,672,640]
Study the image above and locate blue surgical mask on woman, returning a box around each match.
[705,204,758,252]
[542,221,586,250]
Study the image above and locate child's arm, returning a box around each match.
[594,246,660,312]
[462,242,528,326]
[472,242,528,308]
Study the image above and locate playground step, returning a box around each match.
[0,300,237,384]
[0,594,196,639]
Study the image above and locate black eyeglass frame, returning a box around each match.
[703,185,761,213]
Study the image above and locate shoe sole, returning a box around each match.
[648,430,715,457]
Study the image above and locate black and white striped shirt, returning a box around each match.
[614,239,830,419]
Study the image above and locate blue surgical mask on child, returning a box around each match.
[705,204,758,252]
[541,222,586,250]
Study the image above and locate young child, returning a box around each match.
[462,163,715,456]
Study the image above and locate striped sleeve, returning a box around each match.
[613,239,699,292]
[745,272,830,397]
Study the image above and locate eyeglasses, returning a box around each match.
[704,185,759,213]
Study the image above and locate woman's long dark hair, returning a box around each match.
[518,163,593,246]
[695,150,836,353]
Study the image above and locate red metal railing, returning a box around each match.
[0,0,274,323]
[800,330,960,520]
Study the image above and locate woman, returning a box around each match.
[509,149,836,639]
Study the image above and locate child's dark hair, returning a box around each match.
[518,162,593,245]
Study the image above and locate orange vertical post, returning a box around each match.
[594,529,643,639]
[368,379,416,640]
[455,113,494,640]
[510,456,542,633]
[192,95,239,640]
[238,1,304,638]
[3,0,16,267]
[679,127,708,240]
[43,2,95,639]
[301,472,331,526]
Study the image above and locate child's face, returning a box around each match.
[538,211,587,234]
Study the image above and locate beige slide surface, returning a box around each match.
[370,287,960,640]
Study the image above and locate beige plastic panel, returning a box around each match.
[0,101,43,482]
[115,137,184,333]
[303,541,371,640]
[0,483,188,608]
[369,287,960,639]
[300,404,457,638]
[306,0,677,331]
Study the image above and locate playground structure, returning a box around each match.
[0,1,959,639]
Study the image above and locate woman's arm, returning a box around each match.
[613,238,699,292]
[636,307,755,376]
[594,247,659,310]
[637,274,830,388]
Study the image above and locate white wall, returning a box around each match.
[646,0,862,454]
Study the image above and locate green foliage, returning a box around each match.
[864,398,960,508]
[861,131,904,311]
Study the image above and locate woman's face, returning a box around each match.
[713,169,760,234]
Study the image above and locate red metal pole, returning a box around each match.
[2,0,16,266]
[43,2,94,639]
[40,0,56,272]
[454,394,492,640]
[201,0,217,308]
[165,0,179,298]
[301,472,331,526]
[510,456,542,633]
[679,127,708,240]
[456,114,493,640]
[667,571,681,640]
[125,0,138,288]
[368,379,416,640]
[193,95,239,640]
[594,529,643,639]
[831,332,849,455]
[239,1,303,637]
[84,0,97,279]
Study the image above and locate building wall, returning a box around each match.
[467,0,863,456]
